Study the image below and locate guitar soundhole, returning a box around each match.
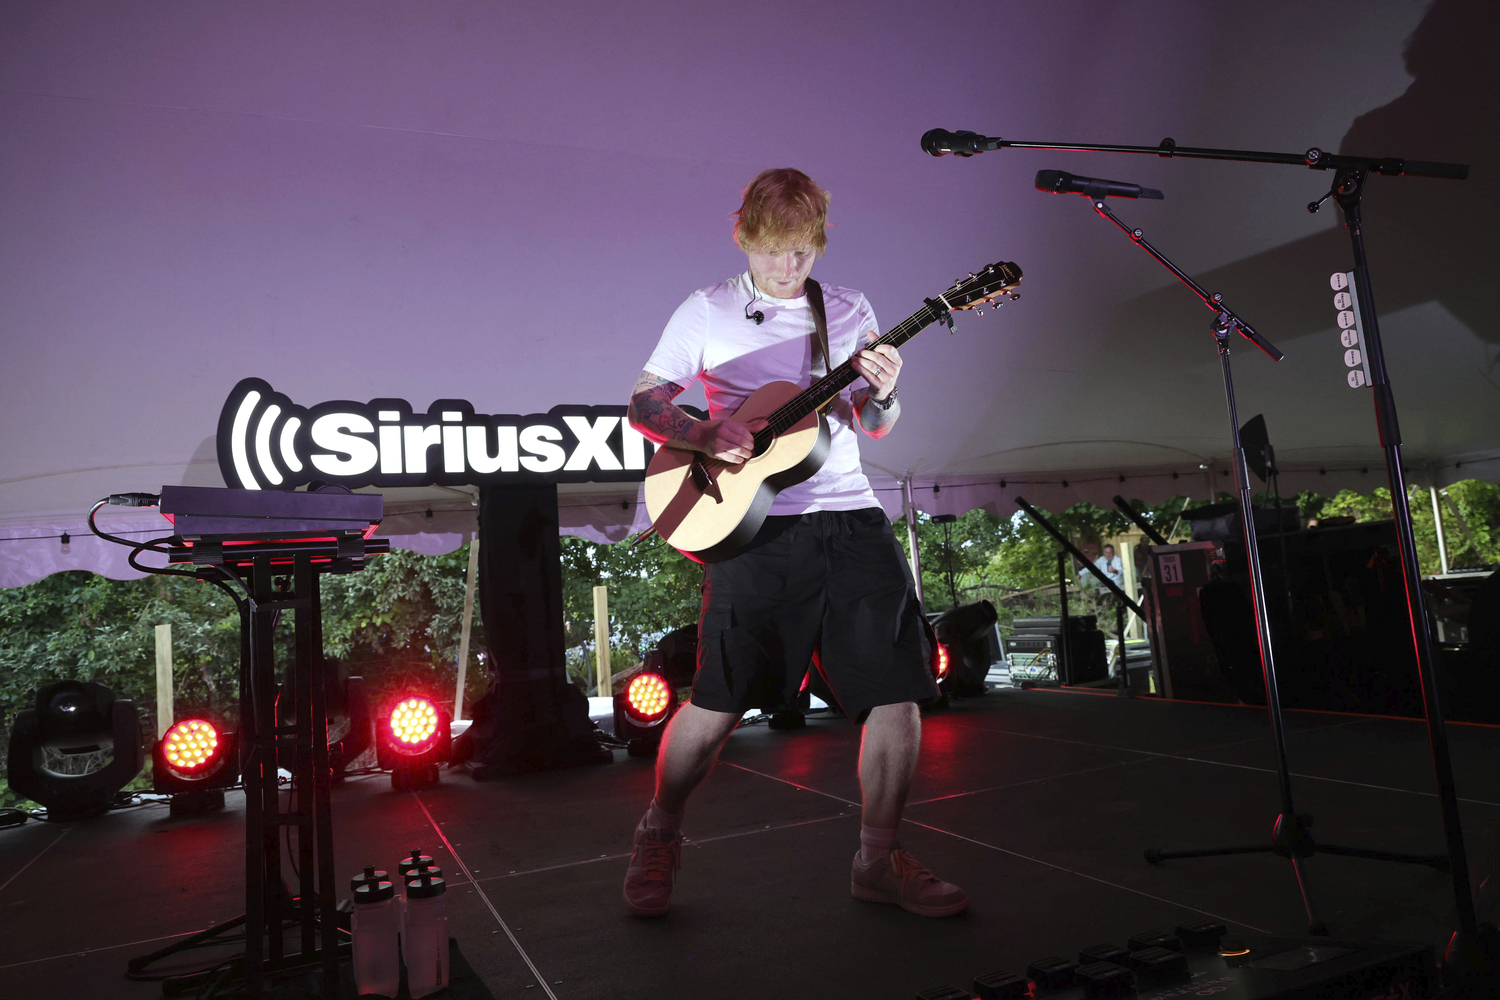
[751,434,771,460]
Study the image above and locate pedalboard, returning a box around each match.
[916,919,1436,1000]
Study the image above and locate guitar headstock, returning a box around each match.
[944,261,1022,315]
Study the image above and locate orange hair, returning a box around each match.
[732,168,831,255]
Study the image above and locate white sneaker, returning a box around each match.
[623,821,681,917]
[851,843,969,917]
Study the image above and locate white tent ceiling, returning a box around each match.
[2,0,1495,588]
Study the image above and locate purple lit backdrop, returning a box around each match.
[2,0,1494,584]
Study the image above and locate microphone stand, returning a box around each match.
[1082,194,1452,938]
[932,130,1491,971]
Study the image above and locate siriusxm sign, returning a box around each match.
[217,378,660,490]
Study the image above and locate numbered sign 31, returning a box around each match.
[1158,553,1184,585]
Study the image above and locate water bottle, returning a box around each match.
[350,866,400,998]
[402,872,449,998]
[398,848,437,880]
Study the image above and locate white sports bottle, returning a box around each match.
[350,866,401,997]
[402,872,449,998]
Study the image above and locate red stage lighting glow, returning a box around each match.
[935,643,951,681]
[375,696,450,788]
[389,698,439,747]
[163,719,220,774]
[625,673,672,723]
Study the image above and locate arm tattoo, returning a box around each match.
[854,387,900,438]
[628,370,697,446]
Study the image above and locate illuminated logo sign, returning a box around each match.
[217,378,664,490]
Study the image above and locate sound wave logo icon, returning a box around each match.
[216,378,659,491]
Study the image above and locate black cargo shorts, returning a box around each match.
[690,508,937,723]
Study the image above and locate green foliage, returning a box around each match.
[320,544,486,717]
[1298,480,1500,576]
[894,497,1190,629]
[558,534,704,689]
[0,571,244,734]
[0,570,243,809]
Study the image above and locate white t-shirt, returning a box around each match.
[644,271,881,514]
[1085,555,1125,589]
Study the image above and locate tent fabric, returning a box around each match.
[2,0,1496,589]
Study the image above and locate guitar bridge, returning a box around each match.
[690,456,723,503]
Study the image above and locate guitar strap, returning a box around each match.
[803,278,832,378]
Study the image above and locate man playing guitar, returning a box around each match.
[622,168,968,919]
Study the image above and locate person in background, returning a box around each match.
[1094,543,1125,590]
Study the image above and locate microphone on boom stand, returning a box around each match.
[1035,169,1164,200]
[920,128,1002,157]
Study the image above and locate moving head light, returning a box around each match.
[7,680,144,821]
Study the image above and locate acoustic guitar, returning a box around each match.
[643,261,1022,563]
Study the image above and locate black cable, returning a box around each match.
[88,499,175,554]
[108,524,249,610]
[108,793,173,810]
[126,545,198,579]
[88,498,249,608]
[0,807,31,828]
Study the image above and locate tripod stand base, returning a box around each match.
[128,899,353,997]
[1146,812,1450,936]
[1146,841,1449,872]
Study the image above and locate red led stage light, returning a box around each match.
[151,716,239,816]
[624,674,673,724]
[389,698,439,750]
[376,696,451,791]
[613,670,679,758]
[162,719,222,777]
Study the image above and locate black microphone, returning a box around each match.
[920,128,1002,157]
[1035,169,1163,200]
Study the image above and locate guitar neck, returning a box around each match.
[758,300,944,440]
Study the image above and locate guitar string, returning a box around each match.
[755,270,1018,442]
[696,314,923,469]
[691,268,1019,471]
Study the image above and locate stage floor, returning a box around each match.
[2,688,1497,999]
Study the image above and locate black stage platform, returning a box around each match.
[2,689,1497,999]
